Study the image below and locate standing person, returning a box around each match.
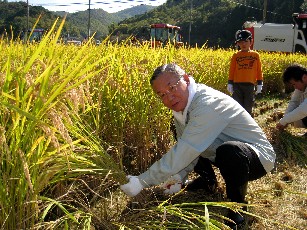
[120,63,276,228]
[227,30,263,115]
[276,63,307,132]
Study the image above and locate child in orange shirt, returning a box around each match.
[227,30,263,115]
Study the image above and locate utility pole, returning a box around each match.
[88,0,91,40]
[262,0,267,23]
[26,0,29,40]
[189,0,192,45]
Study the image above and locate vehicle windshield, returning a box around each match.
[150,28,168,42]
[29,30,43,42]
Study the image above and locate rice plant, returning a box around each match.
[0,17,306,229]
[0,18,126,229]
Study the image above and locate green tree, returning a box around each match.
[300,2,307,12]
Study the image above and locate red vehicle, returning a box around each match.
[28,28,45,42]
[150,23,183,47]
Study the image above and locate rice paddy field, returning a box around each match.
[0,20,306,229]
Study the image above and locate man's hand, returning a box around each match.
[256,85,263,95]
[227,84,233,94]
[161,174,182,195]
[120,175,144,197]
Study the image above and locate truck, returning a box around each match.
[243,13,307,53]
[149,23,183,48]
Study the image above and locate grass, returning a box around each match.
[249,94,307,229]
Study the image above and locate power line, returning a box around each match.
[225,0,288,18]
[28,0,163,8]
[8,0,165,13]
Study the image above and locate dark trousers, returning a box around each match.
[196,141,266,203]
[302,116,307,127]
[232,83,255,115]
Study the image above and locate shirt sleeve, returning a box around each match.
[177,157,199,182]
[255,52,263,84]
[138,99,229,187]
[279,97,307,126]
[285,90,302,114]
[228,53,236,83]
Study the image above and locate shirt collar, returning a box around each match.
[172,76,197,125]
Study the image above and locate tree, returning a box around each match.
[300,2,307,12]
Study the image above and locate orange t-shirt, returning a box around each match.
[228,50,263,84]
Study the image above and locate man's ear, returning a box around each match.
[303,74,307,84]
[183,74,190,84]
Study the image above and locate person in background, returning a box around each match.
[227,30,263,115]
[120,63,276,228]
[276,63,307,134]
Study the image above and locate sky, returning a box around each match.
[8,0,167,13]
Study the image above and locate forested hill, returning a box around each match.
[115,0,306,47]
[1,0,306,47]
[0,1,156,40]
[54,4,156,38]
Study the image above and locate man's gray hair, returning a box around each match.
[150,63,185,85]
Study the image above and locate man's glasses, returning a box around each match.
[157,78,182,101]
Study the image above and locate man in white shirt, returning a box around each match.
[120,63,276,228]
[276,64,307,132]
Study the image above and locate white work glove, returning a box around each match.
[227,84,233,94]
[120,175,144,197]
[256,85,263,95]
[161,174,182,195]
